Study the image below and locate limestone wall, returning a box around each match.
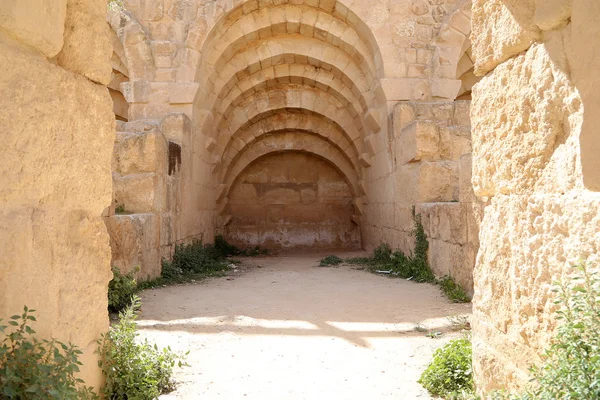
[0,0,114,389]
[470,0,600,393]
[224,152,360,249]
[362,100,479,293]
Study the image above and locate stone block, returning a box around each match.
[105,213,161,280]
[0,36,114,389]
[396,121,440,164]
[57,0,112,84]
[0,0,67,57]
[168,82,200,104]
[459,153,476,203]
[160,112,191,143]
[113,173,158,213]
[113,130,168,175]
[417,203,468,245]
[471,0,541,75]
[417,162,459,203]
[471,42,577,197]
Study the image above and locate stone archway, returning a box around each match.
[185,0,386,250]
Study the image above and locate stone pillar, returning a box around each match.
[0,0,114,390]
[470,0,600,393]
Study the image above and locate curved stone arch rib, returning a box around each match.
[214,62,372,119]
[201,50,374,111]
[218,109,361,164]
[432,2,471,80]
[199,8,378,83]
[214,87,365,152]
[107,9,155,81]
[219,128,360,186]
[207,31,376,96]
[187,0,384,79]
[217,80,365,135]
[196,37,377,110]
[221,133,360,203]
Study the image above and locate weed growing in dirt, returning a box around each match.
[347,211,474,303]
[447,314,471,331]
[138,240,232,290]
[108,266,137,313]
[97,296,188,399]
[319,255,343,267]
[419,335,473,399]
[414,323,427,333]
[0,307,99,399]
[438,276,471,303]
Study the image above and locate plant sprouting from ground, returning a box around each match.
[319,255,343,267]
[0,307,98,399]
[108,266,138,313]
[97,296,188,399]
[438,276,471,303]
[513,263,600,400]
[419,335,474,399]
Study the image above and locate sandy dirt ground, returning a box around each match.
[137,252,472,400]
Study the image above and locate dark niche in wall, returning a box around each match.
[168,142,181,175]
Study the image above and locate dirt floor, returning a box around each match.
[137,252,472,400]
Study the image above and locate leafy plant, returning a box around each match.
[419,336,474,398]
[114,204,131,215]
[438,276,471,303]
[108,266,137,313]
[319,255,343,267]
[0,306,98,399]
[373,243,392,263]
[513,264,600,400]
[97,296,187,399]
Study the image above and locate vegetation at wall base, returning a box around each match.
[507,263,600,400]
[108,266,138,313]
[438,276,471,303]
[214,235,269,257]
[419,335,474,399]
[97,296,188,400]
[319,255,343,267]
[0,307,98,399]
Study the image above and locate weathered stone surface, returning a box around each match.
[113,173,159,213]
[105,213,161,280]
[0,0,67,57]
[471,0,541,75]
[473,194,600,392]
[113,130,168,175]
[471,0,600,394]
[396,121,440,164]
[471,41,579,197]
[0,33,113,390]
[57,0,112,84]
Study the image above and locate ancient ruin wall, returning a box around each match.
[0,0,114,389]
[470,0,600,393]
[224,152,360,249]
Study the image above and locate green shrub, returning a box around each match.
[170,240,229,275]
[419,336,473,398]
[97,296,187,399]
[0,306,98,399]
[214,235,241,257]
[319,255,343,267]
[373,243,392,263]
[438,276,471,303]
[108,266,137,313]
[514,264,600,400]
